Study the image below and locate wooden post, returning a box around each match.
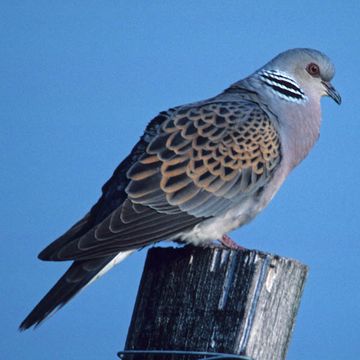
[123,246,308,360]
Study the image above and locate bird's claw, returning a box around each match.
[219,234,246,250]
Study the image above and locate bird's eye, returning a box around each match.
[306,63,320,77]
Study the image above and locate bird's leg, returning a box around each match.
[219,234,246,250]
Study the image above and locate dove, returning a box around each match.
[20,48,341,330]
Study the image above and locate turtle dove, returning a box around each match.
[20,48,341,330]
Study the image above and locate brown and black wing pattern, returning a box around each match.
[127,101,280,219]
[48,100,281,261]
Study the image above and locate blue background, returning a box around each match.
[1,1,359,359]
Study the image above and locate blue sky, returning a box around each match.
[1,1,359,359]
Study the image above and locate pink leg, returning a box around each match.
[219,234,246,250]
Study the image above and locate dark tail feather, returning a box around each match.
[19,256,115,330]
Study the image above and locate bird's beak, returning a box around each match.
[322,81,342,105]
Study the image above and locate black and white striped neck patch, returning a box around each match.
[259,70,308,103]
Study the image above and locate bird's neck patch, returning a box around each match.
[259,70,308,104]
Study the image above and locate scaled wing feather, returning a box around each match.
[50,100,281,261]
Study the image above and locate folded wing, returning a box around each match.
[41,100,281,262]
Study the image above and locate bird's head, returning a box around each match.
[257,48,341,105]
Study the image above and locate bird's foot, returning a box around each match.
[219,234,246,250]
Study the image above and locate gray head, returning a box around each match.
[252,48,341,105]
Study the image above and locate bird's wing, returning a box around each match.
[41,100,281,261]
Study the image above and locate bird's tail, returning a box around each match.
[19,250,134,330]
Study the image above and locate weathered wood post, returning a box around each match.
[121,246,308,360]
